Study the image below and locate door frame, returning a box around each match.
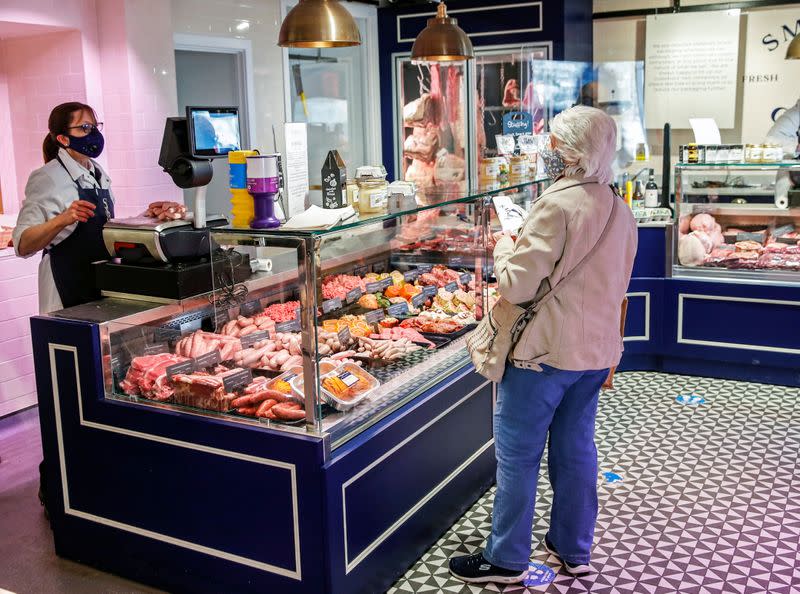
[279,0,382,166]
[173,33,257,148]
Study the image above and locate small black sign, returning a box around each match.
[459,273,472,285]
[412,292,428,308]
[773,224,795,237]
[276,319,301,333]
[387,302,409,317]
[365,281,383,294]
[372,262,386,274]
[240,331,269,349]
[346,287,363,304]
[214,309,230,330]
[223,368,253,393]
[295,307,302,321]
[365,309,385,324]
[423,285,437,297]
[195,350,221,369]
[143,343,169,355]
[240,300,261,317]
[166,359,195,378]
[338,326,352,345]
[445,281,458,293]
[153,327,181,343]
[322,298,342,314]
[418,264,433,273]
[353,264,369,277]
[403,270,419,282]
[379,278,393,291]
[736,232,765,243]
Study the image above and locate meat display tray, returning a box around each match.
[420,323,477,340]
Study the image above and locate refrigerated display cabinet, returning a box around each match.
[31,179,548,594]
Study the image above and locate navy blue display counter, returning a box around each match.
[31,315,495,594]
[622,224,800,387]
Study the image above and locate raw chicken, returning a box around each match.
[690,213,716,234]
[678,233,706,266]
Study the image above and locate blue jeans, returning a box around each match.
[483,364,608,571]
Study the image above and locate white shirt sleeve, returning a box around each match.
[12,168,77,258]
[765,100,800,156]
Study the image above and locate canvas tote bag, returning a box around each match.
[468,186,619,382]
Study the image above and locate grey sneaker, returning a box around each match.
[449,552,528,584]
[544,535,590,576]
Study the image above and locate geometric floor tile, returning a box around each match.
[388,372,800,594]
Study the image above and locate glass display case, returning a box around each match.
[674,162,800,282]
[102,179,547,449]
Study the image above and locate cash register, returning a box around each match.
[95,107,251,301]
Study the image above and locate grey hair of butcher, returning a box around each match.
[549,105,617,185]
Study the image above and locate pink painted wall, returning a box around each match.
[0,0,180,416]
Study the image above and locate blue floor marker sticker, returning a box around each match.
[676,394,706,406]
[602,471,624,484]
[524,563,556,587]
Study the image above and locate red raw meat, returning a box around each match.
[120,353,189,401]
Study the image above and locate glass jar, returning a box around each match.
[508,155,528,180]
[705,144,718,164]
[728,144,744,163]
[716,144,730,164]
[749,144,764,163]
[479,157,505,180]
[686,143,699,164]
[346,179,359,206]
[355,166,389,215]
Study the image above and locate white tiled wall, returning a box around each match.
[0,251,38,416]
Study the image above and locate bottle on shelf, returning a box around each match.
[644,169,659,208]
[633,180,644,208]
[624,180,634,209]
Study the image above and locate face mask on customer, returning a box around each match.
[540,147,566,180]
[61,128,105,159]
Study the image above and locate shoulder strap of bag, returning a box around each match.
[530,186,619,314]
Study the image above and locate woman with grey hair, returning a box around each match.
[450,106,638,584]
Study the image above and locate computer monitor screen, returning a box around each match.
[187,106,241,158]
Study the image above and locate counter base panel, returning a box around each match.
[32,315,495,594]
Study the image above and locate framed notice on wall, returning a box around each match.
[644,11,741,129]
[741,8,800,144]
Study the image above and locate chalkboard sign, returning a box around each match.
[223,369,253,393]
[322,298,342,314]
[445,281,458,293]
[239,300,262,317]
[195,350,221,369]
[214,309,230,330]
[240,331,269,349]
[412,292,428,308]
[338,326,352,346]
[403,270,419,282]
[387,302,409,317]
[166,359,195,378]
[423,285,437,297]
[276,319,301,333]
[365,309,385,324]
[346,287,363,304]
[459,273,471,285]
[418,264,433,273]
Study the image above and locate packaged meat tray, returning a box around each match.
[290,360,340,402]
[320,363,380,411]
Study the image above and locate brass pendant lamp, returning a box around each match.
[786,34,800,59]
[278,0,361,48]
[411,2,474,62]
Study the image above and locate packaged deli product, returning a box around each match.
[320,363,380,411]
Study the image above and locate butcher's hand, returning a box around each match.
[59,200,96,225]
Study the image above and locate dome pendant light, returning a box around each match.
[278,0,361,48]
[411,2,474,62]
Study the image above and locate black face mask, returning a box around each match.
[61,128,105,158]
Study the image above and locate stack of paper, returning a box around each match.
[282,205,357,230]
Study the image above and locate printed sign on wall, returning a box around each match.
[741,9,800,144]
[644,11,740,129]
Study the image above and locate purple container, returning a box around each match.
[247,154,281,229]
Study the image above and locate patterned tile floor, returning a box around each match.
[388,372,800,594]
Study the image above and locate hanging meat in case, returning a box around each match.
[403,127,439,162]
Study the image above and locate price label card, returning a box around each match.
[214,309,230,330]
[322,298,342,314]
[379,278,393,291]
[338,326,352,345]
[387,302,409,317]
[736,232,765,243]
[365,281,383,294]
[372,262,386,274]
[444,281,458,293]
[194,350,221,369]
[459,273,472,285]
[166,359,195,378]
[240,331,269,349]
[295,307,302,321]
[418,264,433,273]
[223,368,253,393]
[353,264,369,277]
[365,309,385,324]
[423,285,437,297]
[239,300,261,317]
[346,287,363,304]
[276,319,301,333]
[403,269,419,282]
[412,292,428,308]
[143,343,169,355]
[154,327,181,343]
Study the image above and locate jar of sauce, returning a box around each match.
[355,166,388,215]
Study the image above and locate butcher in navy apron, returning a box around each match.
[13,102,115,313]
[45,155,114,308]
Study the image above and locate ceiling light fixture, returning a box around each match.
[278,0,361,48]
[411,2,473,62]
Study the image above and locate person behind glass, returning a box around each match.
[450,106,637,584]
[13,102,114,314]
